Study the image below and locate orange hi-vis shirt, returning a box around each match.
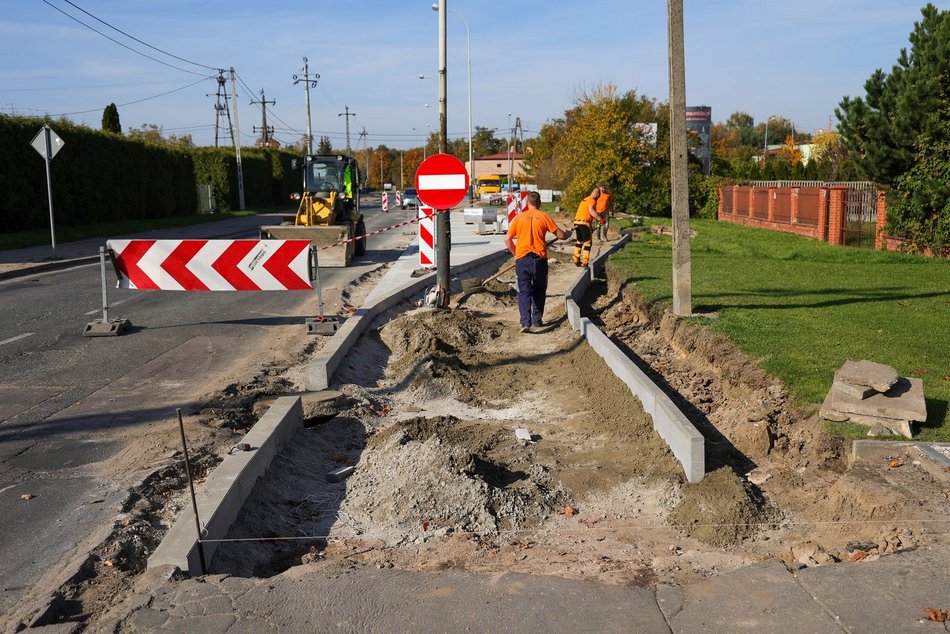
[507,208,559,259]
[595,192,612,214]
[575,196,598,223]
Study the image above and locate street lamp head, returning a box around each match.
[418,74,425,79]
[431,3,438,10]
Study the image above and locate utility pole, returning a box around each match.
[208,72,228,147]
[293,57,319,154]
[338,105,356,152]
[667,0,692,315]
[229,67,246,210]
[435,0,450,306]
[251,89,275,147]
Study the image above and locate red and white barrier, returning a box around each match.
[108,239,312,291]
[506,191,528,222]
[381,191,389,212]
[419,206,436,268]
[395,191,402,207]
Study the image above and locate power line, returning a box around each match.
[40,0,209,77]
[60,0,221,72]
[51,75,214,116]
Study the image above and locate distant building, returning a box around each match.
[468,151,526,182]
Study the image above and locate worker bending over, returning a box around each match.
[572,187,603,267]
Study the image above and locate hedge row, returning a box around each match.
[0,115,300,232]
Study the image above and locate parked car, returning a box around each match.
[401,187,420,209]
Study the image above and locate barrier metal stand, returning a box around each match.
[82,246,131,337]
[305,246,340,335]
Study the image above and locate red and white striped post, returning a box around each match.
[381,191,389,213]
[418,206,436,269]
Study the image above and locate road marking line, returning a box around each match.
[0,333,34,346]
[84,299,129,316]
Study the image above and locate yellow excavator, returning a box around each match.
[260,154,366,267]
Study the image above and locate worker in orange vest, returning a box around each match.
[505,191,571,332]
[572,187,603,267]
[595,184,613,242]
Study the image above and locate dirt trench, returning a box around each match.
[208,246,948,588]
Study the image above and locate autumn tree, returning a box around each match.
[101,103,121,134]
[837,3,950,252]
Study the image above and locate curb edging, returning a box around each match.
[564,235,705,483]
[147,396,303,574]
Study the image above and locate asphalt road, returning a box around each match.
[0,198,412,617]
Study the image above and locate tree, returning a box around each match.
[101,103,121,134]
[472,126,504,157]
[317,136,333,154]
[837,3,950,252]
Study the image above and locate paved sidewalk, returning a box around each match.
[94,543,950,633]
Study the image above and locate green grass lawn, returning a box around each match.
[0,209,274,251]
[609,218,950,441]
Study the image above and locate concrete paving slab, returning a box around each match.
[668,560,841,633]
[116,567,670,633]
[822,377,927,422]
[796,544,950,634]
[837,359,899,393]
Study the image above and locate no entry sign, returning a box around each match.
[414,153,469,210]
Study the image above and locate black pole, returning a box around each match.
[177,408,208,575]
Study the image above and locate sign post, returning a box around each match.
[30,125,64,258]
[414,153,470,305]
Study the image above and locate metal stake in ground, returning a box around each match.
[177,408,208,575]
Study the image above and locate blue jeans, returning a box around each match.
[515,253,548,327]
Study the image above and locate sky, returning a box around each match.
[0,1,935,151]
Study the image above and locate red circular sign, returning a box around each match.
[414,153,470,210]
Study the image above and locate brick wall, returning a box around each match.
[718,184,884,247]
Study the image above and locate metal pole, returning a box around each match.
[99,246,109,322]
[311,247,324,316]
[229,67,246,210]
[668,0,692,315]
[303,58,313,155]
[436,0,450,306]
[43,127,57,258]
[177,408,208,575]
[507,114,513,194]
[447,8,473,202]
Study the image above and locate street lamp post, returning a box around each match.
[507,113,513,194]
[763,115,777,163]
[432,3,472,201]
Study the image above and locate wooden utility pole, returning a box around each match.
[667,0,692,315]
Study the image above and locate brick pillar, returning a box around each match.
[748,187,755,219]
[827,186,848,246]
[732,186,740,221]
[790,188,800,224]
[875,189,887,250]
[718,187,724,220]
[767,188,775,222]
[818,188,829,242]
